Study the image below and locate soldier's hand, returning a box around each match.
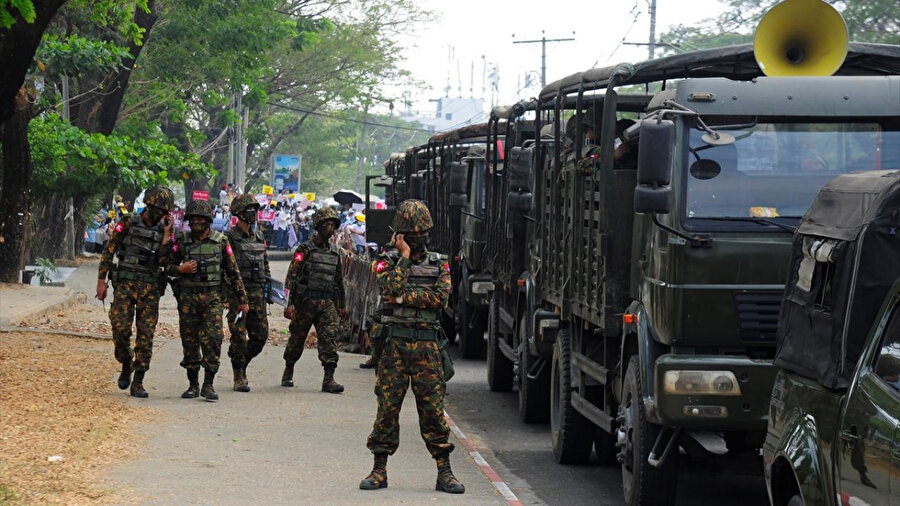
[162,215,174,234]
[96,279,108,301]
[178,260,198,274]
[239,303,250,314]
[223,300,230,309]
[394,233,410,259]
[383,295,398,304]
[284,306,296,320]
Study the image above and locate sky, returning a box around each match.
[391,0,729,120]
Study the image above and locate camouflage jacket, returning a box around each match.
[97,213,172,280]
[372,248,450,328]
[285,238,345,307]
[165,232,248,306]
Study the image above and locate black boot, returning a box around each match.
[281,362,295,387]
[181,369,200,399]
[233,361,250,392]
[435,456,465,494]
[200,369,218,401]
[359,356,377,369]
[130,370,149,398]
[359,454,388,490]
[322,365,344,394]
[118,360,133,390]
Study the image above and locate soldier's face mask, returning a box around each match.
[147,206,167,225]
[189,217,210,235]
[404,232,428,253]
[240,209,257,224]
[317,220,336,239]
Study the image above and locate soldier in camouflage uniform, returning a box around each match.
[282,207,346,394]
[359,200,464,494]
[167,200,248,401]
[96,185,174,398]
[225,194,271,392]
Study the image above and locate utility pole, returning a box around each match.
[227,93,234,185]
[512,31,575,88]
[62,76,75,260]
[356,104,369,193]
[648,0,657,59]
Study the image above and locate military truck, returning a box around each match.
[764,171,900,506]
[481,30,900,506]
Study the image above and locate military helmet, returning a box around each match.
[145,185,174,211]
[230,193,259,215]
[392,199,433,233]
[185,199,214,221]
[312,207,341,229]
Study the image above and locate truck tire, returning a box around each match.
[619,356,678,506]
[487,291,514,391]
[594,429,618,465]
[518,313,549,423]
[458,296,486,359]
[787,495,803,506]
[550,327,593,464]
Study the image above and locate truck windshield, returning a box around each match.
[685,121,899,219]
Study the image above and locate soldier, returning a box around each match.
[225,194,271,392]
[359,200,464,494]
[167,199,249,401]
[281,207,346,394]
[96,186,174,398]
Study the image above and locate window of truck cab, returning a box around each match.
[681,117,899,231]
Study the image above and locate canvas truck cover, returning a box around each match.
[776,170,900,388]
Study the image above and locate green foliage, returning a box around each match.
[0,0,36,28]
[29,115,213,197]
[34,257,57,284]
[37,34,132,77]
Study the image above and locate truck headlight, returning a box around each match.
[471,281,494,294]
[663,370,742,396]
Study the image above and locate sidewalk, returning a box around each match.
[0,281,86,328]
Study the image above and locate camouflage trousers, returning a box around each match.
[109,279,161,372]
[284,298,340,367]
[366,332,454,458]
[178,291,224,374]
[227,286,268,368]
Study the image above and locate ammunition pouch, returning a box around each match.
[438,330,455,382]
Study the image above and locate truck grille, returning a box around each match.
[734,291,783,342]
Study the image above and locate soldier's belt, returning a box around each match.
[115,269,158,284]
[180,286,220,295]
[301,289,333,300]
[387,326,438,341]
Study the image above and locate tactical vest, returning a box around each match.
[382,252,445,327]
[296,242,339,295]
[116,218,164,283]
[227,229,266,286]
[179,231,224,289]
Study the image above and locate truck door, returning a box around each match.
[837,296,900,505]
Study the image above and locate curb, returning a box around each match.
[0,289,87,327]
[444,411,523,505]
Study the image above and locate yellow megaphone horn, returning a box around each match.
[754,0,848,76]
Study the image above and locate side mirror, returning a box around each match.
[634,120,674,214]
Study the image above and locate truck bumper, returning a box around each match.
[651,355,777,431]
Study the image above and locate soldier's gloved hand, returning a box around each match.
[284,306,296,320]
[178,260,198,274]
[239,303,250,314]
[96,279,107,301]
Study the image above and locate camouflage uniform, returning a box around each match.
[360,200,464,494]
[168,200,247,401]
[282,207,346,393]
[225,194,271,391]
[98,185,174,398]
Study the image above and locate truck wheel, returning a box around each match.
[487,291,514,391]
[787,495,803,506]
[619,356,678,506]
[518,313,549,423]
[594,429,618,465]
[458,297,486,359]
[550,327,593,464]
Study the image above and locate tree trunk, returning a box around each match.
[0,87,34,282]
[0,0,68,125]
[31,198,69,261]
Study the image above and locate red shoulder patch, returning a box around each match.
[226,244,234,256]
[294,252,305,263]
[443,262,451,274]
[114,223,124,233]
[374,260,388,273]
[171,243,179,253]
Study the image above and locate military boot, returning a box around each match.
[130,370,149,398]
[358,356,377,369]
[322,364,344,394]
[435,456,465,494]
[233,361,250,392]
[117,360,133,390]
[281,362,295,387]
[359,454,388,490]
[200,369,218,401]
[181,369,200,399]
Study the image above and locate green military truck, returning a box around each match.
[764,171,900,506]
[485,42,899,505]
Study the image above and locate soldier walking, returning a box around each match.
[359,200,464,494]
[96,186,174,398]
[225,194,271,392]
[167,200,249,401]
[281,207,346,394]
